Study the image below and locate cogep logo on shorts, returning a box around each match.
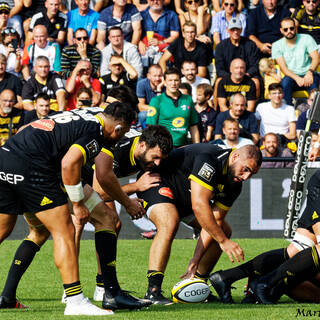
[0,172,24,184]
[172,117,185,128]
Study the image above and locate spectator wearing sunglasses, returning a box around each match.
[0,2,22,38]
[211,0,246,45]
[247,0,290,57]
[211,0,243,14]
[28,0,67,46]
[0,27,22,77]
[61,28,101,79]
[272,17,320,105]
[292,0,320,51]
[178,0,211,44]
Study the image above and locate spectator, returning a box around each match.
[0,53,22,109]
[178,0,211,42]
[66,59,101,109]
[159,21,210,78]
[99,53,138,99]
[21,24,61,80]
[179,82,192,96]
[272,17,320,105]
[136,64,164,129]
[211,0,246,45]
[215,117,254,148]
[217,58,256,112]
[292,0,320,50]
[22,56,66,111]
[181,60,210,102]
[261,132,294,168]
[61,0,107,12]
[211,0,243,14]
[67,0,99,45]
[215,18,260,79]
[247,0,290,57]
[28,0,67,46]
[0,2,22,38]
[308,130,320,167]
[146,67,200,147]
[0,27,22,77]
[255,83,297,143]
[75,87,93,109]
[61,28,101,79]
[100,26,142,78]
[23,92,55,124]
[214,93,260,144]
[97,0,142,49]
[0,89,24,146]
[138,0,180,66]
[195,83,216,142]
[296,89,320,137]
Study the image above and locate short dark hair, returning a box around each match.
[240,145,263,167]
[181,60,197,69]
[179,82,192,95]
[108,26,123,37]
[35,93,50,102]
[106,85,139,111]
[197,83,213,98]
[223,117,239,128]
[139,125,173,155]
[76,87,92,99]
[103,101,136,125]
[74,28,88,37]
[268,82,283,92]
[164,67,180,79]
[281,17,295,28]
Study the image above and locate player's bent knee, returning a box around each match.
[291,232,316,253]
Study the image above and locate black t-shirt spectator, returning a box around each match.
[217,75,256,101]
[29,10,68,40]
[99,72,136,98]
[0,72,22,97]
[167,38,211,71]
[197,106,217,141]
[23,109,57,125]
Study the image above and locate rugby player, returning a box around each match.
[0,125,173,311]
[0,103,145,315]
[136,144,262,304]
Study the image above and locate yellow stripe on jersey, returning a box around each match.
[189,174,213,191]
[215,201,230,211]
[130,136,139,166]
[95,115,104,128]
[71,144,87,165]
[101,147,114,159]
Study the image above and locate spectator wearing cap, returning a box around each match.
[0,2,22,38]
[214,17,260,108]
[28,0,67,46]
[210,0,246,46]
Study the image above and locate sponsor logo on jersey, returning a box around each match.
[159,187,174,199]
[312,211,319,220]
[172,117,185,128]
[0,172,24,184]
[40,196,53,206]
[86,140,99,158]
[31,119,55,131]
[147,107,157,117]
[198,163,215,181]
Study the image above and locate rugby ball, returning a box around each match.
[171,278,210,303]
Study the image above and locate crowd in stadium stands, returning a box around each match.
[1,0,320,166]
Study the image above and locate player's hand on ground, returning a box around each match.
[180,258,199,279]
[309,147,319,161]
[219,239,244,263]
[136,172,161,192]
[126,198,145,220]
[73,202,90,225]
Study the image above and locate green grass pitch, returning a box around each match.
[0,238,316,320]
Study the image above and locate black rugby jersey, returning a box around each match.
[4,107,112,171]
[158,143,242,210]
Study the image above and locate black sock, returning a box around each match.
[267,246,320,292]
[96,273,104,288]
[220,248,288,286]
[95,230,120,296]
[63,281,82,297]
[1,239,40,299]
[195,272,210,282]
[147,270,164,290]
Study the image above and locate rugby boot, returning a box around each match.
[102,289,152,310]
[0,295,28,309]
[144,286,173,305]
[248,277,275,305]
[209,271,234,303]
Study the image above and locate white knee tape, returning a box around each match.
[85,191,103,213]
[292,232,316,251]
